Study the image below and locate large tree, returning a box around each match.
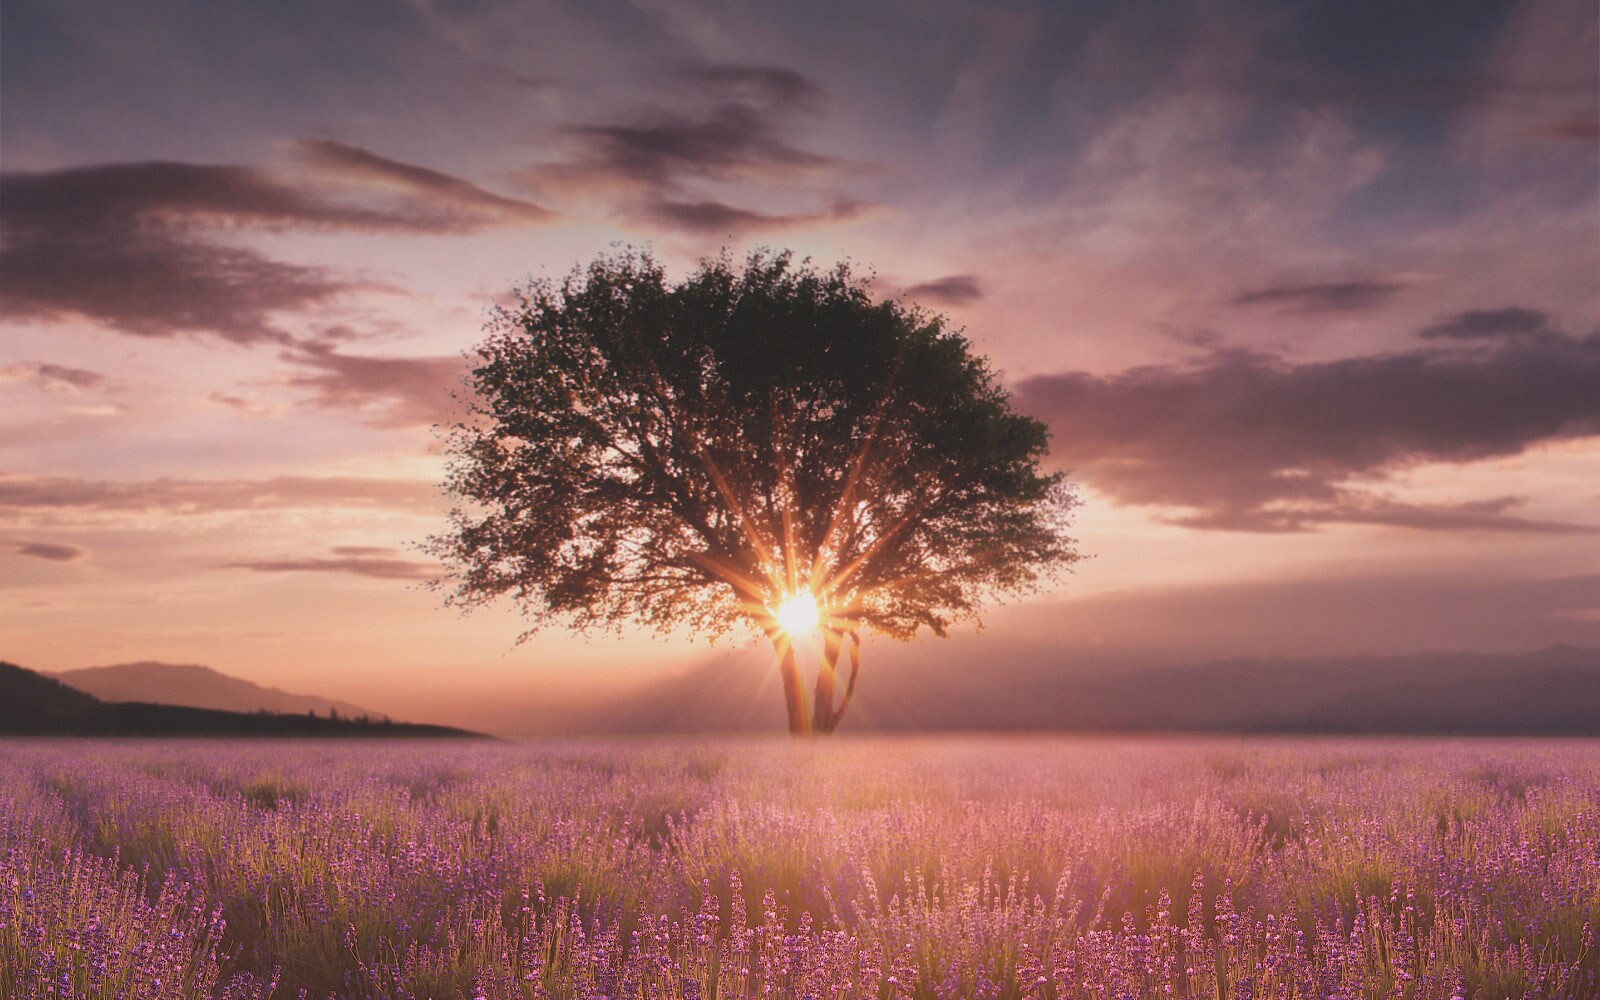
[429,249,1080,736]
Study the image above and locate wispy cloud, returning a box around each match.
[207,391,281,416]
[279,341,464,428]
[11,540,84,562]
[680,62,823,113]
[903,274,984,307]
[1419,307,1554,341]
[224,545,436,580]
[641,197,872,235]
[0,144,550,344]
[1523,114,1600,141]
[0,362,107,392]
[0,475,438,514]
[518,62,872,235]
[292,139,553,226]
[1230,279,1406,313]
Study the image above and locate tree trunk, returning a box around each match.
[812,630,843,734]
[777,642,811,737]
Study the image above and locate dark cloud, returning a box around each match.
[224,547,435,580]
[1252,0,1595,124]
[280,341,464,428]
[0,161,358,344]
[32,363,106,390]
[904,274,984,307]
[1230,279,1405,313]
[1420,307,1552,341]
[0,475,438,514]
[0,147,550,343]
[13,541,84,561]
[0,362,107,392]
[1016,319,1600,532]
[0,227,339,346]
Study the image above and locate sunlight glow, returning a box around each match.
[773,589,821,636]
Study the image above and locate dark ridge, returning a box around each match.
[0,661,485,738]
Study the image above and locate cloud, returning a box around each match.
[1264,69,1595,116]
[518,67,872,235]
[292,139,553,226]
[903,274,984,307]
[682,62,822,112]
[207,391,280,416]
[0,474,438,515]
[224,546,436,580]
[0,146,550,343]
[641,197,872,235]
[535,103,848,193]
[279,340,464,428]
[1170,496,1591,535]
[1523,114,1600,141]
[12,541,84,562]
[1420,307,1553,341]
[0,230,340,346]
[1230,279,1406,313]
[329,545,394,556]
[0,362,107,392]
[1015,317,1600,532]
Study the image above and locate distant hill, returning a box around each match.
[54,662,372,718]
[0,661,482,738]
[0,661,100,729]
[553,644,1600,736]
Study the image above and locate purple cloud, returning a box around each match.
[0,145,550,343]
[904,275,984,307]
[224,546,436,580]
[13,541,84,562]
[1230,279,1406,313]
[1016,317,1600,532]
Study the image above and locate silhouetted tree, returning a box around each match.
[429,249,1080,736]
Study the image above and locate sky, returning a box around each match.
[2,0,1598,732]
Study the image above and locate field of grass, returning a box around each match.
[2,737,1595,999]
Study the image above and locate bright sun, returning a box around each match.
[774,589,821,635]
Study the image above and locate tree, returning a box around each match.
[428,248,1080,736]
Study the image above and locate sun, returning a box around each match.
[773,589,821,636]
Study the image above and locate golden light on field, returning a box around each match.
[773,589,822,637]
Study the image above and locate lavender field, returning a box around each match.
[2,738,1596,1000]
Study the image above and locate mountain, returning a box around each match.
[0,661,482,738]
[541,644,1600,736]
[53,662,372,718]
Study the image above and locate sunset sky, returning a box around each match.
[3,0,1598,731]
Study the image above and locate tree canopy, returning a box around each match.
[429,248,1080,734]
